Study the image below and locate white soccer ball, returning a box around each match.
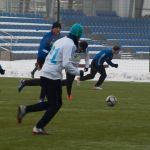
[106,95,117,107]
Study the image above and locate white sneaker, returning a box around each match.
[38,99,45,103]
[32,126,48,135]
[93,86,103,90]
[76,77,80,86]
[17,105,26,123]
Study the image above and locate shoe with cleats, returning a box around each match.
[67,95,73,101]
[18,79,25,92]
[17,105,26,123]
[31,71,35,78]
[32,126,48,135]
[93,86,103,90]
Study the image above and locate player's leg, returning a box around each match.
[18,78,41,92]
[17,100,48,124]
[79,60,97,81]
[66,72,75,100]
[31,60,43,78]
[61,79,67,86]
[31,66,38,78]
[39,87,46,102]
[34,77,62,133]
[17,77,62,134]
[94,65,107,89]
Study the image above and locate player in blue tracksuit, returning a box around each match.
[32,22,62,75]
[18,22,62,103]
[78,45,120,89]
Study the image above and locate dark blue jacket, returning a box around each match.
[37,32,62,62]
[93,48,116,67]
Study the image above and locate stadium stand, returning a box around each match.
[0,10,150,60]
[60,9,150,59]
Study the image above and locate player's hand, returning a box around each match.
[113,64,118,68]
[80,70,84,77]
[84,67,88,72]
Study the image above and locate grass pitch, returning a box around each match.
[0,77,150,150]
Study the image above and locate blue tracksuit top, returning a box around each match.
[93,48,115,67]
[37,31,62,62]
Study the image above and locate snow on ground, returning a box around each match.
[0,59,150,82]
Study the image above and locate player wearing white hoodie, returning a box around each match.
[17,23,84,135]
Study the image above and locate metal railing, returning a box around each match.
[0,30,17,52]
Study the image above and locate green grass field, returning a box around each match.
[0,77,150,150]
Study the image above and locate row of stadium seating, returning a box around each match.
[107,39,150,46]
[0,24,50,30]
[60,9,118,18]
[0,11,43,18]
[96,10,117,17]
[1,31,45,37]
[0,38,41,44]
[90,27,150,34]
[0,17,51,24]
[61,15,150,25]
[104,33,150,40]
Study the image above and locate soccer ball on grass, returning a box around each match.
[106,95,117,107]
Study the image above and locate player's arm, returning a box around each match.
[106,59,118,68]
[62,45,81,76]
[84,51,90,68]
[40,35,51,52]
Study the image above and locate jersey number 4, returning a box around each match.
[50,46,61,64]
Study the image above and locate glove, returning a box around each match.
[80,70,84,77]
[113,64,118,68]
[84,67,88,72]
[0,69,5,75]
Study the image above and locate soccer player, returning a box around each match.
[17,23,84,135]
[61,40,89,100]
[18,21,62,102]
[31,21,62,78]
[77,45,120,89]
[0,65,5,75]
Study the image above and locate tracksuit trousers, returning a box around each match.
[26,77,62,129]
[80,59,107,87]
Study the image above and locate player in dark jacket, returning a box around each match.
[77,45,120,89]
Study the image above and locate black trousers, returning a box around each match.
[26,77,62,128]
[80,60,107,87]
[24,79,45,101]
[61,72,75,96]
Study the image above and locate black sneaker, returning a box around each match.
[31,71,35,78]
[18,79,25,92]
